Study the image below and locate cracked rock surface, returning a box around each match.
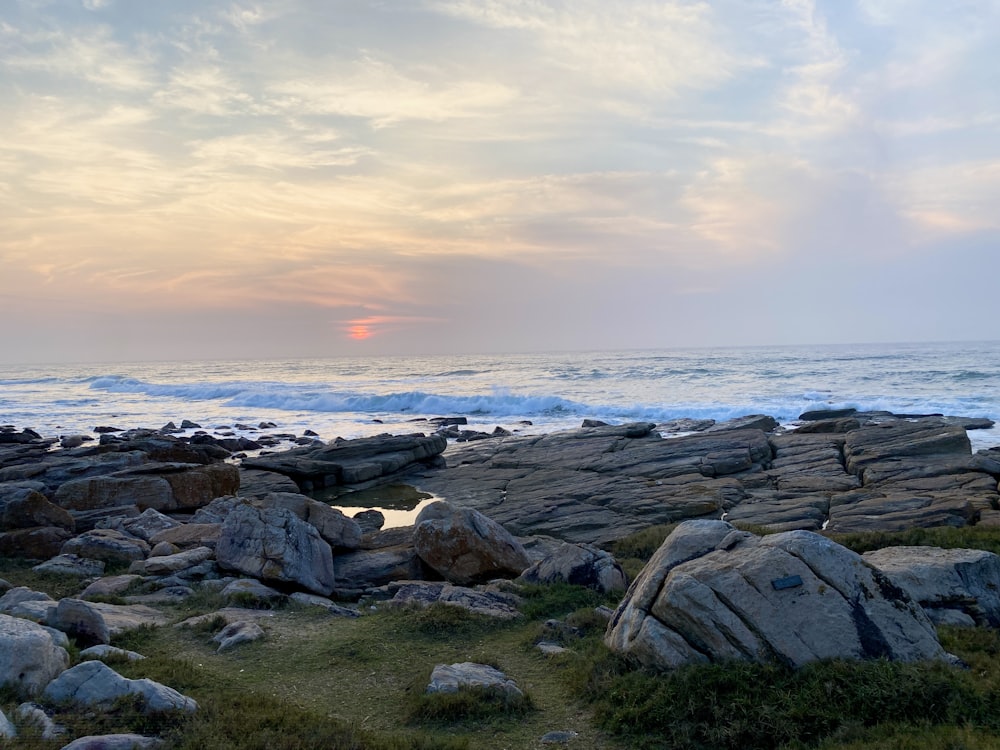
[605,520,947,670]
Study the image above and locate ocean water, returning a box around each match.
[2,341,999,451]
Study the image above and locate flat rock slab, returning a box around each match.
[390,581,522,619]
[242,433,447,489]
[85,603,171,635]
[403,417,999,542]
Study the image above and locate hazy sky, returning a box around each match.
[2,0,998,364]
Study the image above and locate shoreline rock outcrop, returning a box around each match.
[605,520,948,670]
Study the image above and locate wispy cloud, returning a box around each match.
[1,0,998,360]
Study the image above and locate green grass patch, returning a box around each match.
[608,523,676,563]
[408,684,534,725]
[830,525,1000,556]
[517,582,612,620]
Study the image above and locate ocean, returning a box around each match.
[2,340,1000,451]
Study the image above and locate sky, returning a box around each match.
[1,0,999,364]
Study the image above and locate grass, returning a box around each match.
[6,519,1000,749]
[830,525,1000,557]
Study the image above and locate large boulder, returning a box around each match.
[863,546,1000,627]
[257,492,362,549]
[43,660,197,713]
[53,462,238,513]
[605,520,946,670]
[215,503,336,595]
[0,487,74,531]
[518,542,627,593]
[47,599,111,647]
[413,501,531,585]
[0,613,70,697]
[0,527,73,558]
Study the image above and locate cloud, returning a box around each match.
[2,23,155,90]
[270,57,519,128]
[431,0,750,97]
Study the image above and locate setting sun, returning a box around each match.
[348,325,372,340]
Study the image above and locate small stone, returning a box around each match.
[426,662,522,698]
[541,730,579,744]
[213,621,265,653]
[535,641,570,656]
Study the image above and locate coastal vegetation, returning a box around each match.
[5,524,1000,748]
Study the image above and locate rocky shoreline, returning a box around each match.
[2,410,1000,746]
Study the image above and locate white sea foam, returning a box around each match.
[0,341,997,446]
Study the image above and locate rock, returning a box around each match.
[0,526,73,558]
[33,554,105,577]
[213,620,265,652]
[288,592,359,617]
[61,529,150,564]
[413,501,531,584]
[0,613,69,697]
[149,541,178,557]
[390,582,521,619]
[540,730,579,744]
[518,542,627,593]
[657,418,716,434]
[605,520,946,670]
[333,541,427,592]
[863,546,1000,627]
[143,547,214,576]
[705,415,779,433]
[48,599,111,647]
[189,495,244,524]
[844,419,973,476]
[59,734,163,750]
[0,427,44,444]
[43,660,197,713]
[54,462,239,513]
[411,427,770,545]
[0,487,75,531]
[799,408,858,421]
[241,433,448,490]
[174,607,276,630]
[70,505,142,533]
[0,587,56,619]
[353,509,385,534]
[121,584,193,605]
[257,492,362,549]
[79,644,146,662]
[221,579,285,607]
[0,708,14,740]
[113,508,179,541]
[82,603,170,636]
[216,503,336,596]
[536,642,570,656]
[238,468,300,496]
[15,701,64,739]
[795,417,861,434]
[148,523,221,550]
[426,662,522,697]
